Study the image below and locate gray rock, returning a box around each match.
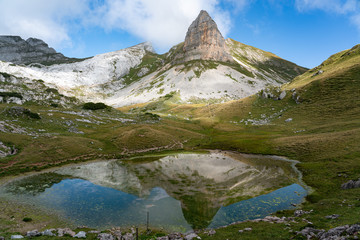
[74,231,87,238]
[294,209,313,217]
[279,91,287,100]
[184,233,200,240]
[157,237,169,240]
[173,10,233,64]
[168,232,183,240]
[244,228,252,231]
[207,229,216,236]
[58,228,76,237]
[122,233,134,240]
[341,178,360,189]
[26,230,41,237]
[325,214,340,219]
[312,70,324,77]
[285,118,293,122]
[111,230,122,240]
[0,35,70,65]
[98,233,115,240]
[11,235,24,239]
[346,224,360,234]
[42,229,56,236]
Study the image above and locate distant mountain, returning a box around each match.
[0,11,307,107]
[0,36,83,65]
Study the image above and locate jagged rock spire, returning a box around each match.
[175,10,233,63]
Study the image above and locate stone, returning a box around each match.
[285,118,293,122]
[184,233,200,240]
[42,229,56,236]
[168,232,183,240]
[58,228,76,237]
[207,229,216,236]
[98,233,115,240]
[157,236,169,240]
[173,10,233,64]
[0,35,69,65]
[26,230,41,237]
[122,233,134,240]
[325,214,340,219]
[279,91,287,100]
[74,231,87,238]
[111,230,122,240]
[244,228,252,231]
[11,235,24,239]
[341,178,360,189]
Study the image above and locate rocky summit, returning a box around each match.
[174,10,233,63]
[0,36,70,65]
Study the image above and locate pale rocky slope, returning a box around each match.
[0,11,307,107]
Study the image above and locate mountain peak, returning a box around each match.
[174,10,233,63]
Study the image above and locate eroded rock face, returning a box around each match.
[175,10,233,63]
[0,36,68,65]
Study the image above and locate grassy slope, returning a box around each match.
[1,45,360,239]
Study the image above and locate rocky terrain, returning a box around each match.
[0,36,75,65]
[0,11,306,107]
[173,10,233,63]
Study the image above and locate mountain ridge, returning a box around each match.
[0,11,307,107]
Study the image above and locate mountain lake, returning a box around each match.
[0,151,308,232]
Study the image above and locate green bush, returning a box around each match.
[0,72,11,78]
[24,109,41,119]
[0,92,23,99]
[22,217,32,222]
[45,88,59,94]
[83,102,108,110]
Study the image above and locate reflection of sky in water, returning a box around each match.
[35,179,192,232]
[4,178,306,232]
[209,183,307,228]
[1,153,308,232]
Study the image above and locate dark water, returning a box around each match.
[0,152,307,232]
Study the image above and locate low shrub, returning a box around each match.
[83,102,109,110]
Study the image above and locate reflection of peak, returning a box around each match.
[55,153,297,229]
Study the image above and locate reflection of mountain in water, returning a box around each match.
[55,152,297,229]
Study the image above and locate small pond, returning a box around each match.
[0,152,307,232]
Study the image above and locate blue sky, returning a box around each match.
[0,0,359,68]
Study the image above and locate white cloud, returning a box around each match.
[295,0,360,31]
[0,0,247,52]
[295,0,358,14]
[0,0,89,48]
[95,0,234,51]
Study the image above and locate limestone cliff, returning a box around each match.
[174,10,233,63]
[0,36,70,65]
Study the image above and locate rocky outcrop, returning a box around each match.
[341,178,360,189]
[174,10,233,63]
[0,36,70,65]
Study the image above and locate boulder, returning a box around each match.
[11,235,24,239]
[122,233,134,240]
[42,229,56,236]
[341,178,360,189]
[184,233,200,240]
[58,228,76,237]
[279,91,287,100]
[98,233,115,240]
[26,230,41,237]
[74,231,87,238]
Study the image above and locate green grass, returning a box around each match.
[1,45,360,239]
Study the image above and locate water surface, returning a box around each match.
[1,152,307,232]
